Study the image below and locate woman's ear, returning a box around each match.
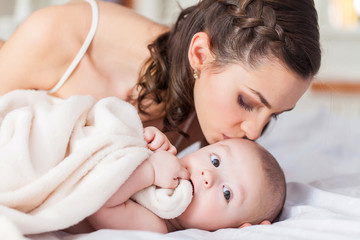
[188,32,213,71]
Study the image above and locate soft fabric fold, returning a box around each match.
[0,90,192,235]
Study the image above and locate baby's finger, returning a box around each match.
[167,144,177,155]
[147,142,159,151]
[143,128,155,144]
[147,135,166,151]
[151,140,170,152]
[178,168,190,180]
[157,141,170,152]
[169,178,180,189]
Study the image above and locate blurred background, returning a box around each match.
[0,0,359,183]
[0,0,359,84]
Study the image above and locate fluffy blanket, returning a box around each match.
[0,90,192,236]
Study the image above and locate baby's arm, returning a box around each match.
[101,127,186,206]
[87,158,160,230]
[144,126,189,188]
[88,197,168,233]
[101,159,155,208]
[88,152,188,232]
[87,128,188,233]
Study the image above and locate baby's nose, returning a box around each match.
[201,170,214,188]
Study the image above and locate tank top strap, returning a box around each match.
[46,0,99,94]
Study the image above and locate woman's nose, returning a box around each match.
[240,118,268,140]
[201,170,214,188]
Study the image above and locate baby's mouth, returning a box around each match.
[189,180,194,195]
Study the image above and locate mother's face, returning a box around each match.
[193,58,311,144]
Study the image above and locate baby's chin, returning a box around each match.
[175,214,225,231]
[175,207,218,231]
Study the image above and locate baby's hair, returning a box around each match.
[254,142,286,223]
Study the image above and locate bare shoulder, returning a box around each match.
[24,1,94,52]
[0,0,168,96]
[95,1,168,46]
[0,1,94,94]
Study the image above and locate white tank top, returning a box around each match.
[46,0,99,94]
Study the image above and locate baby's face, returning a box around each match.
[177,139,267,230]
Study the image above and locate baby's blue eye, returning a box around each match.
[211,154,220,167]
[223,186,232,202]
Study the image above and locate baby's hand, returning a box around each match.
[143,126,177,155]
[148,151,189,189]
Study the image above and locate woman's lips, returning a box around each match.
[223,134,231,140]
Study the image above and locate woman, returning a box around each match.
[0,0,321,152]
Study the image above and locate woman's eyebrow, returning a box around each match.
[250,88,271,109]
[249,88,295,113]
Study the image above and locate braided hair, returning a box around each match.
[137,0,321,133]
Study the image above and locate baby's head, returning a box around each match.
[176,138,286,231]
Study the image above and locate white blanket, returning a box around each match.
[25,91,359,240]
[0,90,192,237]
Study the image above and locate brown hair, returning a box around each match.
[137,0,321,133]
[254,143,286,223]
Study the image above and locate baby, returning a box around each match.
[67,126,286,233]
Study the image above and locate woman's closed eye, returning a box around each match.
[210,154,220,167]
[238,95,254,112]
[271,113,279,120]
[223,186,232,202]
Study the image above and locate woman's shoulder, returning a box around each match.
[24,1,167,54]
[0,0,168,95]
[28,1,94,41]
[0,1,94,91]
[0,1,106,94]
[96,1,168,41]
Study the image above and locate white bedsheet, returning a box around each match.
[28,92,360,240]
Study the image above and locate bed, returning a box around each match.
[7,88,353,240]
